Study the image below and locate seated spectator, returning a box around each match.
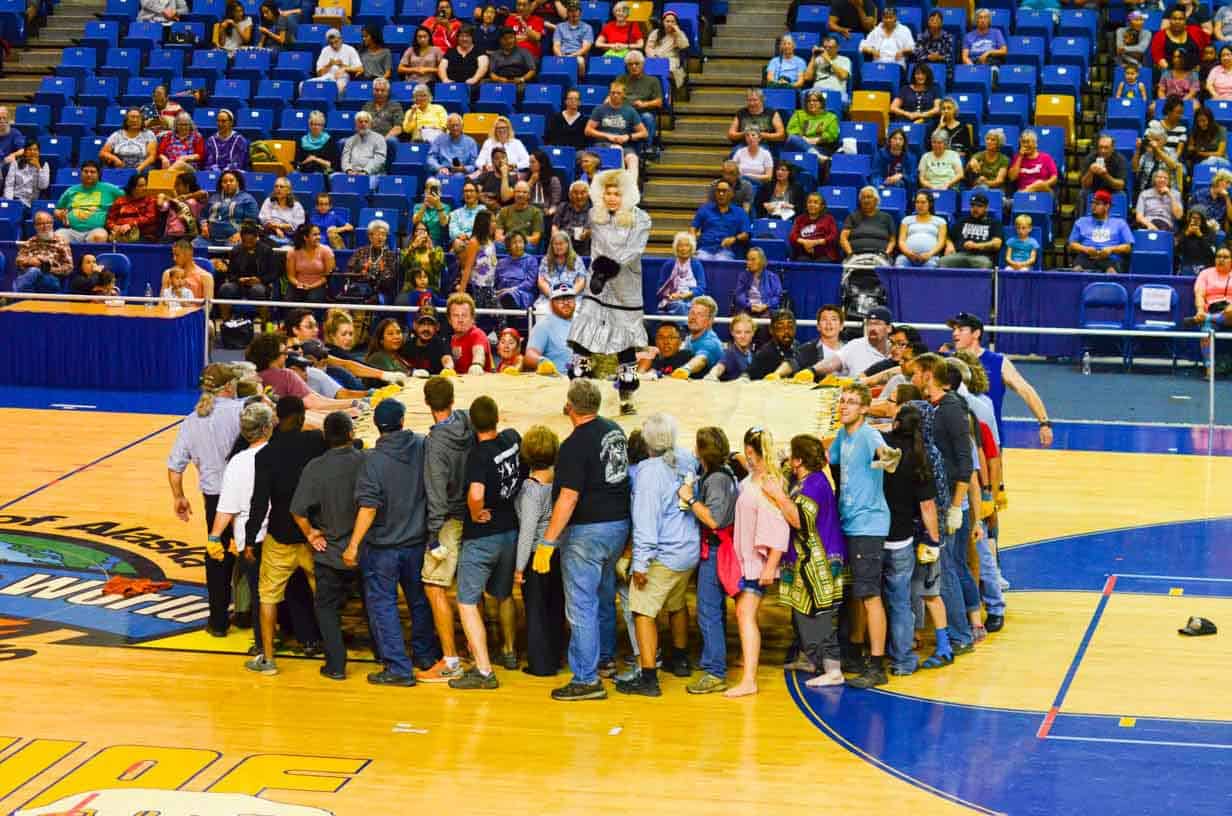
[732,247,782,318]
[586,79,648,174]
[1115,63,1149,99]
[1216,3,1232,42]
[3,142,48,206]
[294,110,339,174]
[312,28,363,93]
[639,323,693,376]
[913,11,955,74]
[576,149,601,185]
[840,186,896,265]
[139,85,180,134]
[780,304,844,377]
[873,128,917,188]
[286,223,335,303]
[1135,119,1182,199]
[161,265,193,300]
[68,253,101,294]
[471,4,501,53]
[214,1,252,55]
[448,179,485,251]
[1135,169,1184,231]
[477,146,517,209]
[399,221,447,304]
[896,191,947,267]
[341,218,398,302]
[1150,6,1207,73]
[1004,213,1041,271]
[0,107,23,163]
[1206,46,1232,99]
[489,26,538,88]
[1009,129,1059,193]
[645,10,690,90]
[160,171,205,242]
[428,113,479,177]
[746,309,800,380]
[619,51,663,153]
[506,0,546,58]
[728,88,786,146]
[547,88,588,149]
[1080,133,1130,202]
[1159,48,1200,99]
[477,115,531,173]
[524,283,576,371]
[826,0,876,39]
[967,129,1009,192]
[656,232,707,315]
[458,210,499,306]
[496,181,545,246]
[806,36,852,105]
[408,177,449,247]
[92,268,120,297]
[785,90,840,159]
[319,309,411,384]
[595,2,643,55]
[203,109,249,172]
[156,113,204,173]
[1116,11,1150,69]
[104,173,159,243]
[1188,105,1227,168]
[54,161,122,243]
[219,222,275,304]
[528,149,562,218]
[918,131,964,191]
[1155,95,1190,164]
[930,98,975,159]
[364,78,405,140]
[962,9,1008,66]
[201,170,258,246]
[860,7,914,68]
[341,111,387,176]
[552,179,592,256]
[311,192,354,249]
[939,192,1003,268]
[255,1,292,52]
[494,231,539,308]
[732,127,773,187]
[438,25,489,86]
[399,25,444,80]
[704,312,756,381]
[160,239,215,300]
[1192,168,1232,235]
[766,35,808,89]
[692,179,751,260]
[538,229,586,303]
[890,63,941,125]
[1069,190,1135,274]
[714,160,755,212]
[790,191,840,262]
[426,0,462,50]
[359,24,392,80]
[554,2,594,75]
[100,108,157,172]
[812,305,892,377]
[363,319,412,374]
[137,0,184,23]
[755,161,806,222]
[13,210,72,292]
[259,176,305,245]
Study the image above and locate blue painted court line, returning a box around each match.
[1049,713,1232,749]
[1038,574,1118,738]
[1112,573,1232,597]
[0,418,183,512]
[1002,418,1232,456]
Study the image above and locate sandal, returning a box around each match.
[920,651,954,670]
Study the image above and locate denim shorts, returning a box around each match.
[738,577,766,596]
[456,530,518,605]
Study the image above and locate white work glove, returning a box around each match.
[467,364,485,376]
[945,506,963,534]
[703,369,720,382]
[412,368,430,378]
[380,371,407,386]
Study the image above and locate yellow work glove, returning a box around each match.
[532,544,556,573]
[536,359,557,376]
[615,554,631,582]
[502,365,521,376]
[440,367,457,378]
[980,497,996,519]
[792,369,815,384]
[763,372,781,382]
[205,536,225,561]
[995,487,1008,510]
[917,542,940,564]
[670,367,690,380]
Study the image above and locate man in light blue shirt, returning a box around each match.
[427,113,479,177]
[673,296,724,378]
[553,3,593,75]
[525,285,575,372]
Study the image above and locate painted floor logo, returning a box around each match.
[16,789,333,816]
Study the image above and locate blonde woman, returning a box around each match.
[476,115,530,172]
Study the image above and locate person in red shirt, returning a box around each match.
[507,0,545,58]
[447,292,493,373]
[1150,6,1209,71]
[789,192,840,262]
[424,0,462,51]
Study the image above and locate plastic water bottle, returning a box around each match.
[1081,351,1091,376]
[144,282,154,310]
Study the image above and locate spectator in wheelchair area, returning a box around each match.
[161,238,216,301]
[13,210,72,293]
[286,223,336,304]
[732,247,783,319]
[1069,189,1136,274]
[217,222,276,313]
[655,232,707,316]
[342,218,399,303]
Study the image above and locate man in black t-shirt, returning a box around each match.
[827,0,876,39]
[639,323,693,377]
[400,303,452,374]
[938,193,1004,269]
[746,310,801,380]
[450,396,522,690]
[541,379,631,701]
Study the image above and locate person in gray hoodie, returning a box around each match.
[417,375,475,682]
[345,398,441,686]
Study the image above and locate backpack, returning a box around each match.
[249,141,277,164]
[220,317,255,350]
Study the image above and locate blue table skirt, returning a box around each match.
[0,306,205,390]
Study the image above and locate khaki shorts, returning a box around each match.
[421,517,462,587]
[628,562,692,618]
[259,535,316,604]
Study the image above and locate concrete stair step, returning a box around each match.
[656,146,732,164]
[34,32,80,46]
[662,129,734,147]
[716,23,791,39]
[645,213,696,231]
[701,41,776,59]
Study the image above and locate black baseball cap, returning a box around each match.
[970,192,990,206]
[867,305,893,324]
[947,312,985,333]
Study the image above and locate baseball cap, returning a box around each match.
[374,398,406,433]
[499,25,516,36]
[1128,10,1146,20]
[199,362,239,391]
[867,305,893,324]
[415,302,438,324]
[970,192,990,206]
[286,353,310,369]
[947,311,985,332]
[500,326,522,342]
[1093,189,1113,205]
[1179,616,1217,636]
[550,282,577,299]
[300,339,328,361]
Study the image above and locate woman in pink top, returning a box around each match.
[1159,49,1200,100]
[286,223,335,303]
[1191,247,1232,359]
[727,426,790,698]
[1008,129,1058,193]
[1206,46,1232,100]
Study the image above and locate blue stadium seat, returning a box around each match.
[1105,128,1138,165]
[1005,36,1045,71]
[254,80,296,115]
[58,46,97,81]
[295,24,330,52]
[1127,284,1181,368]
[1011,191,1054,243]
[578,84,608,115]
[212,79,252,109]
[1079,281,1130,364]
[78,137,107,165]
[827,153,870,188]
[1151,98,1194,122]
[926,189,957,219]
[878,187,906,220]
[57,106,98,138]
[952,64,993,98]
[819,185,857,223]
[939,7,967,38]
[538,56,579,90]
[961,188,1002,214]
[94,253,132,295]
[170,76,207,99]
[476,83,516,116]
[1033,126,1066,167]
[330,172,370,197]
[81,20,120,52]
[753,218,789,239]
[301,80,341,110]
[547,146,576,183]
[98,47,142,79]
[101,107,126,132]
[236,108,275,139]
[184,0,227,26]
[287,172,326,198]
[861,62,902,94]
[14,105,51,135]
[1083,191,1128,219]
[272,50,315,81]
[383,24,415,50]
[588,56,627,83]
[358,208,403,244]
[338,81,373,112]
[1051,36,1091,75]
[752,237,788,261]
[77,76,118,111]
[781,151,819,190]
[122,20,163,52]
[400,0,434,15]
[795,4,830,31]
[278,108,312,138]
[433,82,471,113]
[40,136,75,169]
[1013,9,1054,39]
[354,0,396,27]
[1040,64,1081,98]
[100,0,137,22]
[579,0,608,26]
[146,48,186,84]
[230,48,271,82]
[997,64,1037,95]
[34,77,76,109]
[165,23,207,49]
[521,84,562,117]
[1104,97,1146,131]
[340,24,364,47]
[389,141,429,175]
[193,106,244,133]
[186,48,229,80]
[1131,230,1173,276]
[243,171,277,198]
[953,92,984,130]
[665,2,702,56]
[101,168,135,188]
[119,77,160,108]
[512,113,545,151]
[839,121,878,155]
[987,93,1030,129]
[762,88,795,118]
[1111,65,1154,96]
[594,146,622,169]
[326,109,356,138]
[1058,8,1098,41]
[439,173,466,206]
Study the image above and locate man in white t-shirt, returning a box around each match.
[209,401,275,558]
[815,305,893,377]
[859,7,915,68]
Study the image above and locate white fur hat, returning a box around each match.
[589,168,640,212]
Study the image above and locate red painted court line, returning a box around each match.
[1103,574,1118,596]
[66,792,98,815]
[1037,706,1060,739]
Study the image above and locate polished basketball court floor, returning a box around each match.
[0,397,1229,815]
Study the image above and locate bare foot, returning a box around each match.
[723,683,758,698]
[805,670,844,688]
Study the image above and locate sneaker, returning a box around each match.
[245,656,277,676]
[889,664,916,677]
[319,666,346,681]
[367,670,416,687]
[952,641,975,656]
[418,658,464,683]
[686,673,729,694]
[615,673,662,697]
[841,654,868,675]
[985,614,1005,633]
[498,651,519,670]
[619,401,637,416]
[663,652,692,678]
[206,627,228,638]
[551,680,608,701]
[972,624,988,644]
[298,640,323,658]
[920,651,954,669]
[449,668,500,690]
[597,659,618,679]
[783,655,817,672]
[846,662,888,689]
[615,665,641,683]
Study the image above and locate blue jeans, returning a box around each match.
[361,544,441,677]
[695,248,736,261]
[560,519,630,685]
[882,544,917,673]
[638,111,657,148]
[784,135,816,155]
[894,255,940,268]
[976,526,1006,616]
[940,507,978,646]
[695,552,727,678]
[658,299,690,316]
[14,267,62,293]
